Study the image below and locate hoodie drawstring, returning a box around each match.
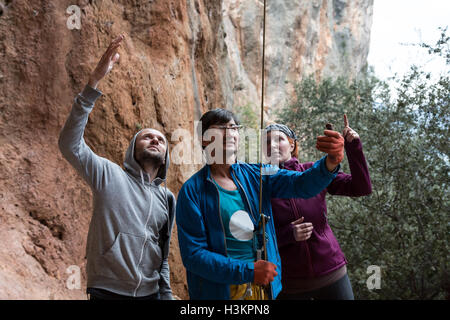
[140,170,145,186]
[140,168,170,238]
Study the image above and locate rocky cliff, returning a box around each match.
[0,0,373,299]
[223,0,374,117]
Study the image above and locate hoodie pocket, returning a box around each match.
[99,232,145,282]
[139,239,163,280]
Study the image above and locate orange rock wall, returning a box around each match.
[0,0,372,299]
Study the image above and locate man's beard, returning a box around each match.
[138,149,165,168]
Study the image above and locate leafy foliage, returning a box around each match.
[276,30,450,299]
[234,103,261,163]
[419,26,450,65]
[235,102,260,130]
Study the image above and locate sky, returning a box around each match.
[367,0,450,81]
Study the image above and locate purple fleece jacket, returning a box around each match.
[271,138,372,280]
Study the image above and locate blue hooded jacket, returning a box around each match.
[176,157,338,299]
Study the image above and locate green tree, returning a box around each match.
[234,103,260,163]
[276,31,449,299]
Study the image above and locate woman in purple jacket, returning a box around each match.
[265,115,372,300]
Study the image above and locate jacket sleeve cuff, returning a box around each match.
[320,156,340,177]
[244,262,254,283]
[160,292,175,300]
[79,84,102,104]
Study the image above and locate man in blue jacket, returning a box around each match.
[176,109,345,300]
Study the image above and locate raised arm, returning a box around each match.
[327,114,372,196]
[268,156,339,199]
[58,35,124,189]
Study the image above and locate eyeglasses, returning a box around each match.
[209,125,243,131]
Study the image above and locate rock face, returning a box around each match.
[222,0,374,118]
[0,0,372,299]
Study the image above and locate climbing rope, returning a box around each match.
[258,0,269,299]
[259,0,267,261]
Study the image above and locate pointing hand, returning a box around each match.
[342,114,360,142]
[88,34,125,88]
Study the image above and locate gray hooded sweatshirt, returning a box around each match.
[58,85,175,299]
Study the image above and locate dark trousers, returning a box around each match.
[277,273,355,300]
[87,287,160,300]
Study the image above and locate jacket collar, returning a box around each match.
[281,157,300,170]
[201,161,244,181]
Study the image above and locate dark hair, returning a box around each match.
[197,108,240,138]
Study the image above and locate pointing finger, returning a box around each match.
[102,45,120,63]
[342,127,349,138]
[106,44,122,61]
[344,114,349,128]
[106,38,124,56]
[112,34,125,44]
[106,37,121,53]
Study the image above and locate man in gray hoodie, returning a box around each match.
[58,35,175,300]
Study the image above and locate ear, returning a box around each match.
[289,141,295,152]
